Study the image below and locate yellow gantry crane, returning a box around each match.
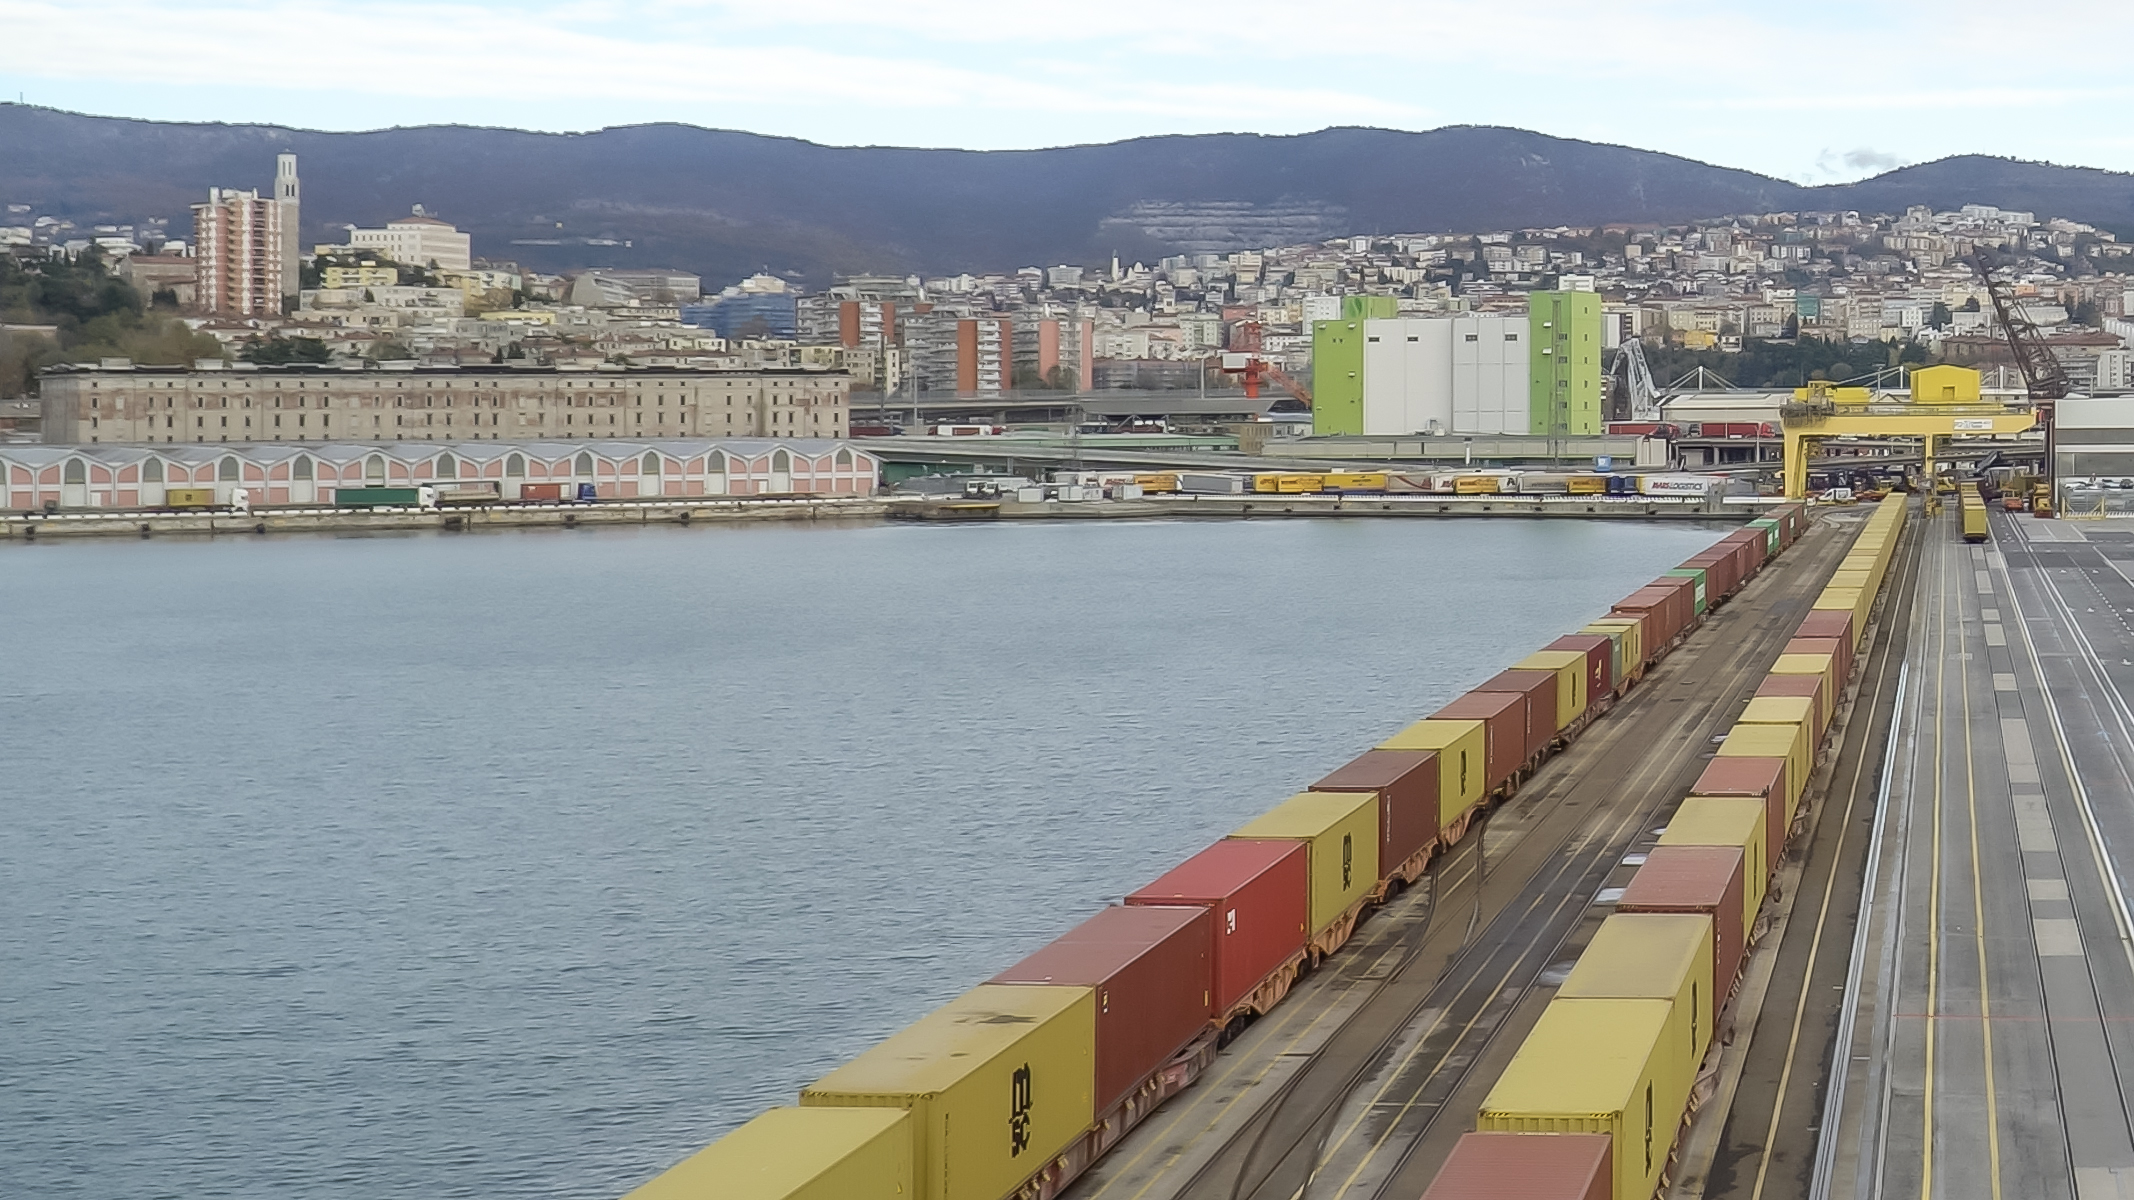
[1779,365,2037,499]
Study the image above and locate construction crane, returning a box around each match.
[1974,251,2070,510]
[1221,321,1313,409]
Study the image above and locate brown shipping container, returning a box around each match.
[1312,749,1441,880]
[1796,609,1854,647]
[1618,845,1748,1002]
[1420,1132,1612,1200]
[1433,691,1527,792]
[1684,550,1740,598]
[1756,673,1830,737]
[1613,587,1683,648]
[1690,753,1789,875]
[1546,634,1614,700]
[1126,839,1308,1018]
[991,904,1213,1114]
[1785,635,1852,681]
[517,482,565,502]
[1474,669,1557,755]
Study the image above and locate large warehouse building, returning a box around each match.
[1311,291,1604,437]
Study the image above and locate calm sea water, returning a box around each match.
[1,517,1728,1199]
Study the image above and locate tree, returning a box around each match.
[1781,312,1800,338]
[242,334,331,365]
[1929,301,1953,329]
[2074,300,2103,327]
[1962,296,1981,313]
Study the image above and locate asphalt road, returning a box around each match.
[1817,506,2134,1200]
[1064,510,1870,1200]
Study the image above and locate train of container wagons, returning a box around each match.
[1093,471,1725,498]
[1422,495,1906,1200]
[623,504,1820,1200]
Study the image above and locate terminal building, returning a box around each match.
[0,438,881,509]
[38,361,851,446]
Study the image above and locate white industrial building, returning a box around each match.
[1360,315,1530,436]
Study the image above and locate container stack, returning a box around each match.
[619,503,1833,1200]
[1436,495,1906,1200]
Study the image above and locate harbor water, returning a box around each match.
[2,517,1730,1199]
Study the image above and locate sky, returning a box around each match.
[2,0,2130,184]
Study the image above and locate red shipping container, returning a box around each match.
[1311,749,1440,881]
[1421,1131,1612,1200]
[1475,668,1558,753]
[517,482,564,502]
[1691,755,1790,871]
[992,904,1213,1113]
[1619,845,1747,1001]
[1432,691,1526,792]
[1796,609,1853,645]
[1756,673,1829,737]
[1685,549,1739,597]
[1127,839,1308,1018]
[1547,633,1614,699]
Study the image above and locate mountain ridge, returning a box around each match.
[3,105,2131,285]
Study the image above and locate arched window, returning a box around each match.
[575,452,594,476]
[705,451,726,473]
[143,458,164,483]
[436,453,457,479]
[64,459,85,484]
[366,455,387,481]
[835,448,853,468]
[293,456,312,480]
[506,453,526,477]
[772,449,791,472]
[642,451,661,474]
[219,457,241,481]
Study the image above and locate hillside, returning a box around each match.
[3,105,2131,284]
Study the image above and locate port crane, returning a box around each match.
[1220,321,1313,409]
[1974,251,2070,511]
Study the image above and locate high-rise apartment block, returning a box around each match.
[191,186,288,317]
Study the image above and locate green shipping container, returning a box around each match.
[337,486,424,507]
[1664,568,1708,614]
[1748,518,1780,555]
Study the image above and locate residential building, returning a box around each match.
[39,362,852,445]
[191,187,288,317]
[348,211,473,272]
[904,312,1012,396]
[1012,316,1094,390]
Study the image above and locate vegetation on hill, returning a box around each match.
[1641,336,1932,391]
[0,250,224,397]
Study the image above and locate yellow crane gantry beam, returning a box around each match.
[1781,402,2036,498]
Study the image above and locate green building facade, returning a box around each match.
[1526,291,1603,435]
[1311,318,1366,435]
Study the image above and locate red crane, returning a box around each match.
[1219,321,1313,409]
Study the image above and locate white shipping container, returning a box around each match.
[1178,473,1247,494]
[1639,473,1721,496]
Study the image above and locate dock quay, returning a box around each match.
[892,493,1772,522]
[2,496,889,540]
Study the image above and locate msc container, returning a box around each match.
[1559,913,1716,1068]
[1755,673,1829,738]
[1229,791,1379,940]
[1619,846,1747,1000]
[1692,755,1790,865]
[1477,998,1691,1200]
[991,905,1212,1114]
[1718,722,1812,821]
[1664,567,1709,614]
[164,486,217,508]
[1583,618,1645,672]
[1378,718,1489,828]
[801,985,1096,1200]
[1312,749,1441,882]
[1771,652,1842,717]
[1127,840,1307,1018]
[623,1106,914,1200]
[1433,691,1529,790]
[1546,634,1614,703]
[1515,650,1590,731]
[1420,1132,1613,1200]
[1475,669,1559,752]
[1659,796,1769,931]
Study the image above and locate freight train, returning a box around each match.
[1961,480,1991,543]
[1428,495,1906,1200]
[618,505,1817,1200]
[1241,471,1719,497]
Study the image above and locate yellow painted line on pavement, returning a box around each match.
[1960,541,2006,1200]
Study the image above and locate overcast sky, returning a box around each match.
[2,0,2128,183]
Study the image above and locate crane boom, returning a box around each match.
[1973,252,2068,508]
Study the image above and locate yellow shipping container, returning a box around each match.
[624,1107,913,1200]
[1569,475,1608,495]
[1718,722,1811,818]
[1558,913,1716,1066]
[1584,618,1645,671]
[1377,718,1488,827]
[1478,997,1691,1200]
[1772,650,1841,705]
[1230,791,1380,936]
[1454,475,1503,495]
[1660,795,1769,930]
[165,487,216,507]
[1829,569,1873,593]
[1322,472,1389,490]
[1515,649,1589,729]
[1742,693,1818,738]
[802,985,1096,1200]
